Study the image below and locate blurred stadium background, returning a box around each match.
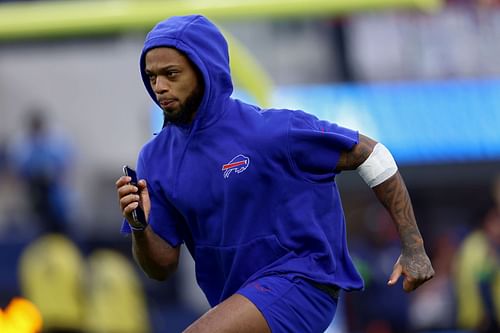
[0,0,499,332]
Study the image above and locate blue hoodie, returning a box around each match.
[123,15,364,307]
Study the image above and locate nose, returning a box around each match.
[153,75,169,94]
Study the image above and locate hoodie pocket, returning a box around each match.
[194,235,289,305]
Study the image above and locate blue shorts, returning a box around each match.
[237,275,338,333]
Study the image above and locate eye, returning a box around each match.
[166,70,178,78]
[147,73,157,82]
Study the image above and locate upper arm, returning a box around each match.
[335,134,377,172]
[159,243,181,279]
[288,110,359,182]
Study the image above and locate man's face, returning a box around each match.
[145,47,203,124]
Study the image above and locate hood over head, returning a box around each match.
[140,15,233,130]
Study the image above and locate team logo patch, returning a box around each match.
[222,154,250,179]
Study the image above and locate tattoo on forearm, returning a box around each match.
[373,173,423,252]
[374,172,435,285]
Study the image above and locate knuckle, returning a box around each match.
[117,186,125,195]
[116,176,126,187]
[121,195,133,206]
[118,185,133,196]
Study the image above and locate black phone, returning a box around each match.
[122,165,147,227]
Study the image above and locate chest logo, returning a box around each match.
[222,154,250,179]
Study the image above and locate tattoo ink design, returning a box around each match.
[374,174,435,291]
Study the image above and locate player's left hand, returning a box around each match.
[387,250,434,292]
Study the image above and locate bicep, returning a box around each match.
[335,134,377,172]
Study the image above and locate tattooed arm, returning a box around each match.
[336,134,434,292]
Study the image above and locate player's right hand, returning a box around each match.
[116,176,151,226]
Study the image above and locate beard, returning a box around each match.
[162,85,204,126]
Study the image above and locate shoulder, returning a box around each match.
[262,108,331,131]
[257,108,297,129]
[254,108,297,141]
[231,97,295,120]
[229,100,295,136]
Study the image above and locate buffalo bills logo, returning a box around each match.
[222,154,250,179]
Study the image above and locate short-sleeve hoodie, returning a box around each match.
[122,15,364,307]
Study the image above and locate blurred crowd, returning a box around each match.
[344,175,500,333]
[0,110,153,333]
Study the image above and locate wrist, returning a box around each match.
[400,230,424,250]
[128,220,149,232]
[401,242,425,256]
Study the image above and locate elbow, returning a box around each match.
[145,261,178,281]
[146,271,168,281]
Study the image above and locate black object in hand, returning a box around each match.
[122,165,148,228]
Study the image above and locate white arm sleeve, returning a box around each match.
[356,143,398,188]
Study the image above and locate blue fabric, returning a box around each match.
[237,275,338,333]
[122,15,364,307]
